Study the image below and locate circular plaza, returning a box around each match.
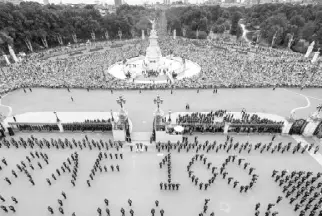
[106,22,201,84]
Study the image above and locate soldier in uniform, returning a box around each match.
[48,206,54,214]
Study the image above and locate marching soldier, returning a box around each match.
[160,209,164,216]
[97,208,102,216]
[12,196,18,204]
[48,206,54,214]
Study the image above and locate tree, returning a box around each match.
[260,14,288,46]
[236,25,243,39]
[230,11,242,36]
[0,31,17,62]
[290,15,305,27]
[301,21,315,42]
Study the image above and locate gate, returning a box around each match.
[289,119,308,135]
[313,121,322,139]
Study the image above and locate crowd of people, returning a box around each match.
[176,111,226,125]
[0,34,320,97]
[62,122,113,132]
[163,111,284,135]
[16,124,60,132]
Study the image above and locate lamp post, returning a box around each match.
[116,95,126,109]
[110,109,114,122]
[317,104,322,113]
[154,95,163,109]
[53,111,60,123]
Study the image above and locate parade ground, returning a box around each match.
[1,88,322,216]
[0,133,321,216]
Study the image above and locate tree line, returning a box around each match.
[166,5,244,39]
[0,2,154,54]
[166,3,322,51]
[245,3,322,52]
[1,1,322,54]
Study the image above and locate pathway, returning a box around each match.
[240,23,251,45]
[2,88,322,132]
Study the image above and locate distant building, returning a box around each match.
[114,0,123,6]
[184,0,189,3]
[0,0,23,5]
[163,0,171,4]
[43,0,49,4]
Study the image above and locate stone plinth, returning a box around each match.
[145,30,162,70]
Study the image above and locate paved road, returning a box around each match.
[2,88,322,132]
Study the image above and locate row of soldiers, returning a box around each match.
[16,124,60,132]
[156,136,320,155]
[272,170,322,216]
[62,123,112,132]
[159,153,181,190]
[130,143,148,152]
[0,136,123,152]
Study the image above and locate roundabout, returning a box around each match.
[106,20,201,84]
[107,57,201,84]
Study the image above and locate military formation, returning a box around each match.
[0,134,321,215]
[62,119,113,132]
[186,154,258,192]
[87,151,122,187]
[0,135,123,151]
[156,135,320,155]
[272,170,322,216]
[159,153,181,190]
[16,124,60,132]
